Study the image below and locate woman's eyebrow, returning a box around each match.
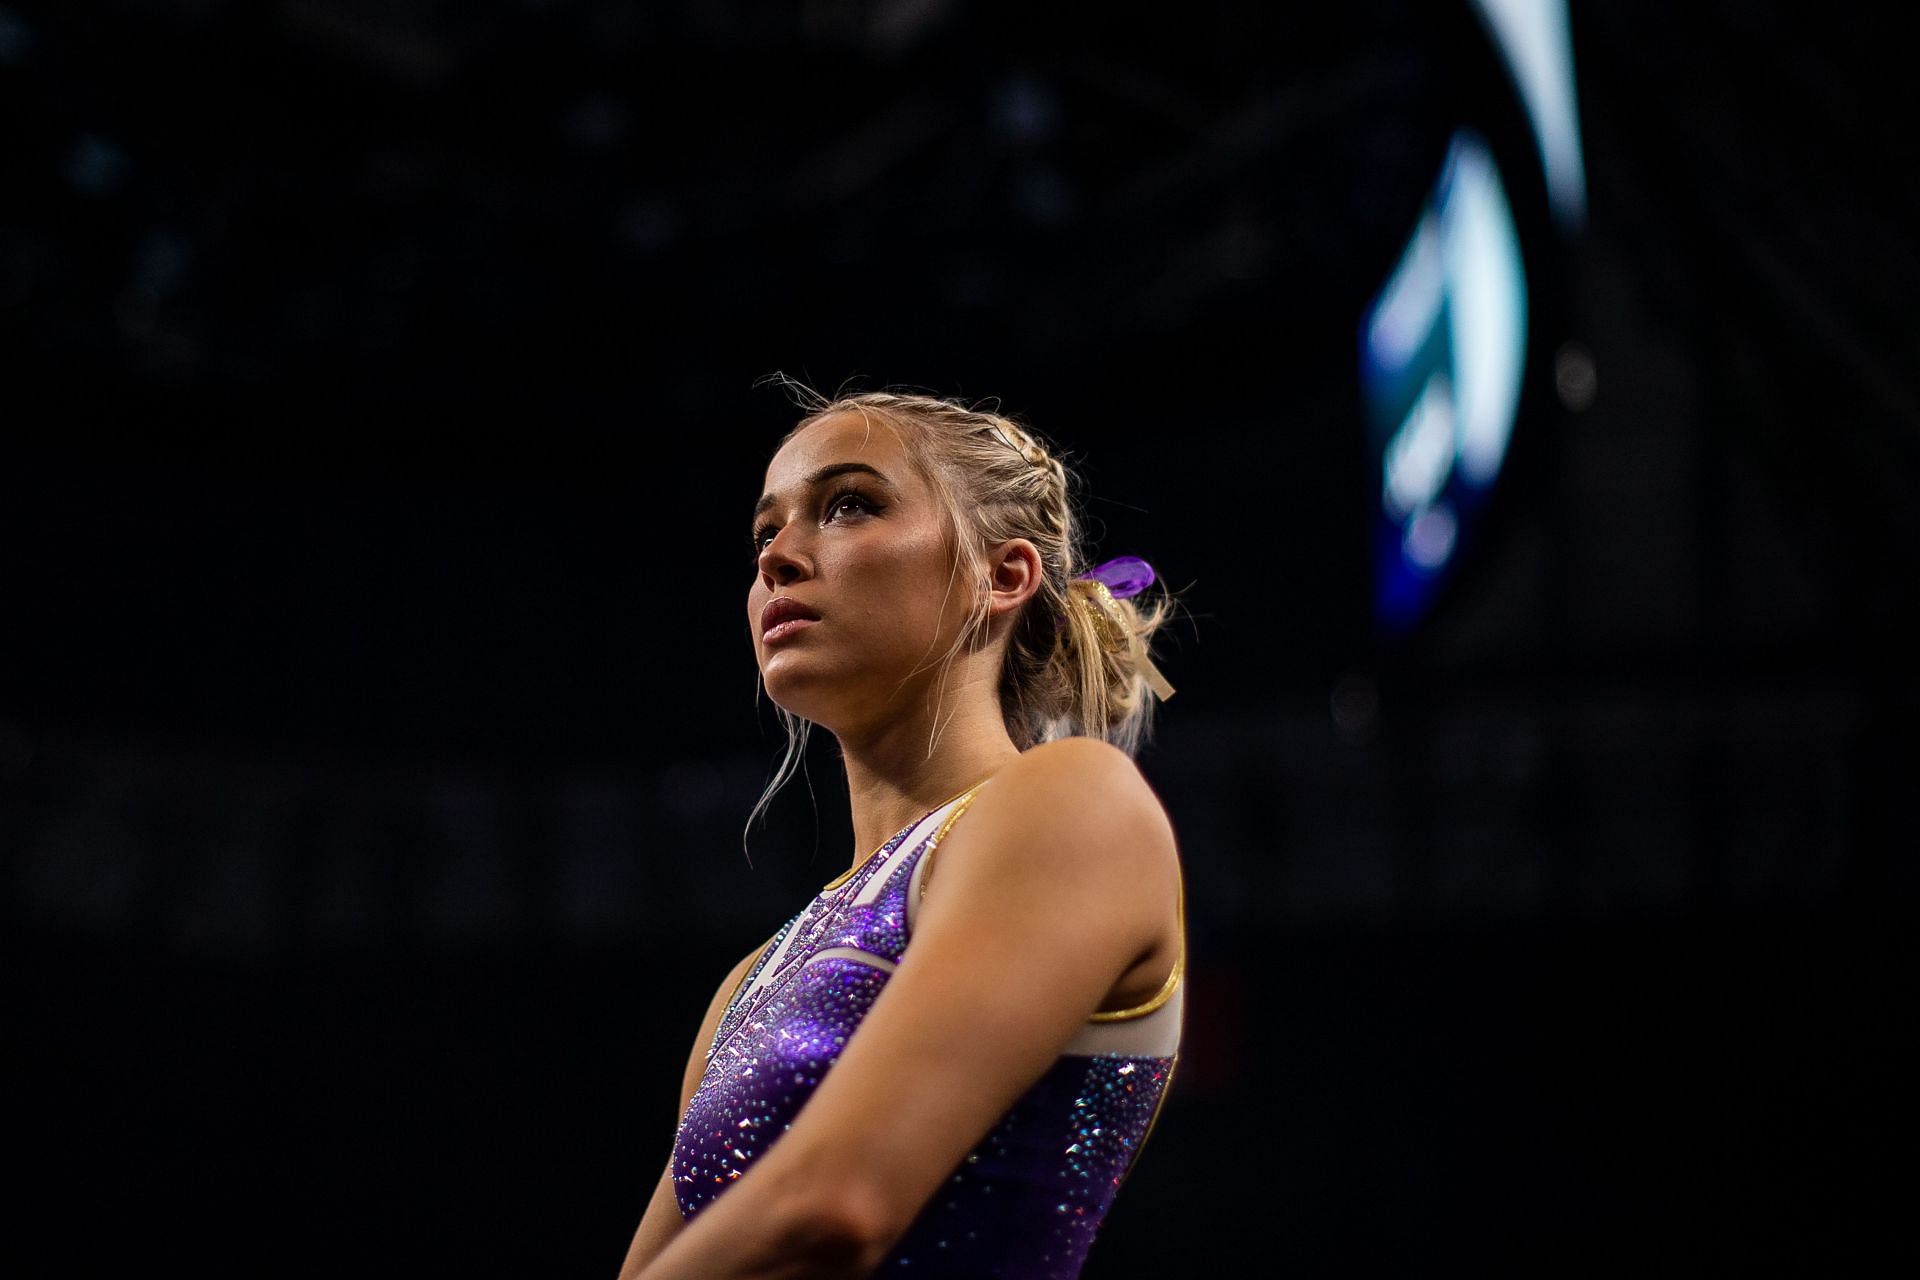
[752,462,894,521]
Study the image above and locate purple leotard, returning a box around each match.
[671,779,1183,1278]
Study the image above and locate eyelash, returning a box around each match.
[750,488,880,556]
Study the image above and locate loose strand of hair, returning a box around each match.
[742,701,810,862]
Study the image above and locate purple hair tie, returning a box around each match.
[1074,555,1157,598]
[1061,555,1175,701]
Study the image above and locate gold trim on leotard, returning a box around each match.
[912,783,1187,1027]
[923,782,987,855]
[826,778,991,893]
[721,782,990,1029]
[1087,862,1186,1023]
[909,781,992,907]
[1117,1051,1179,1185]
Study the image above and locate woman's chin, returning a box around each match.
[759,666,839,724]
[761,651,926,734]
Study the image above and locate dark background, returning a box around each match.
[5,1,1915,1274]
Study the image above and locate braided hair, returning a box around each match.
[745,376,1177,840]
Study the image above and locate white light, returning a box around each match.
[1441,135,1527,488]
[1383,374,1457,517]
[1470,0,1588,230]
[1364,216,1445,372]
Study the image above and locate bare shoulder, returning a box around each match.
[998,736,1171,821]
[954,737,1177,882]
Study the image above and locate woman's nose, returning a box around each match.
[757,525,810,585]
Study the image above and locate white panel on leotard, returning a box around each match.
[734,919,806,1008]
[1062,983,1184,1058]
[899,791,974,924]
[804,945,898,974]
[851,802,951,907]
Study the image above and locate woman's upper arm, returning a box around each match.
[616,940,770,1280]
[730,737,1179,1246]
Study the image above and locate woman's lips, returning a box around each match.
[762,617,819,645]
[760,596,820,643]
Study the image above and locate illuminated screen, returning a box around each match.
[1360,130,1528,632]
[1471,0,1587,230]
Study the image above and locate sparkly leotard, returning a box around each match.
[671,778,1183,1278]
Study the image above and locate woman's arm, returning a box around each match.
[635,736,1182,1280]
[616,942,769,1279]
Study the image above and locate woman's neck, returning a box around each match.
[832,684,1022,874]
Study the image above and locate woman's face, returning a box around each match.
[748,411,974,732]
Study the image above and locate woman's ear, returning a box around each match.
[985,538,1044,618]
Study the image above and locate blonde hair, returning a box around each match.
[745,375,1178,841]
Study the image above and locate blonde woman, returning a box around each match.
[619,385,1186,1280]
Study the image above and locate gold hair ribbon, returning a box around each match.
[1068,578,1176,701]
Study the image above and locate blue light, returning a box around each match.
[1360,131,1528,632]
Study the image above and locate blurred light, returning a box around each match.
[1014,166,1073,226]
[0,6,33,65]
[1470,0,1588,231]
[1555,340,1597,410]
[1444,141,1526,486]
[1404,501,1458,571]
[1360,131,1528,632]
[995,72,1059,144]
[1383,374,1455,517]
[132,229,190,296]
[869,0,956,52]
[65,134,129,197]
[1366,220,1445,369]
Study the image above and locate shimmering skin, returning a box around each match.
[671,798,1176,1278]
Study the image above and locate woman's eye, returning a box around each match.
[827,491,872,519]
[751,492,877,558]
